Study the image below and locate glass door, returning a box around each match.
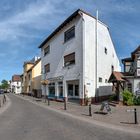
[68,84,74,96]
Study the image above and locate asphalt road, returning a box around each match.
[0,93,139,140]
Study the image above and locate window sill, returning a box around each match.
[63,64,75,69]
[63,37,75,44]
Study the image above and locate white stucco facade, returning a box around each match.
[11,81,22,94]
[40,10,120,104]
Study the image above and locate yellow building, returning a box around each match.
[26,58,42,97]
[22,61,34,94]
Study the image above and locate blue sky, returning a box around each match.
[0,0,140,81]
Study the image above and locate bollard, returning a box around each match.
[89,104,92,116]
[48,98,50,106]
[3,96,5,105]
[134,108,138,124]
[64,99,67,110]
[4,95,6,102]
[44,95,47,103]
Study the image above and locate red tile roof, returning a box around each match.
[108,71,126,82]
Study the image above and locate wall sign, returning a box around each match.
[137,69,140,76]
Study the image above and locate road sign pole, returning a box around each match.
[48,98,50,106]
[89,104,92,116]
[134,108,138,124]
[64,98,67,110]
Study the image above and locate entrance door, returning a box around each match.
[75,85,79,96]
[67,84,79,98]
[68,84,74,96]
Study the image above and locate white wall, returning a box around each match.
[82,13,120,98]
[41,15,83,97]
[11,81,22,94]
[41,11,120,99]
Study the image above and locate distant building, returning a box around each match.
[122,46,140,94]
[39,9,120,105]
[11,75,22,94]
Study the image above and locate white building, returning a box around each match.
[11,75,22,94]
[39,9,120,104]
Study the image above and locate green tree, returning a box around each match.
[0,80,9,89]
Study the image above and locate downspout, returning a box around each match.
[95,10,98,102]
[79,11,85,105]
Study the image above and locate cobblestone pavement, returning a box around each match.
[17,94,140,129]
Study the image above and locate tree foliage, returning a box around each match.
[0,79,9,89]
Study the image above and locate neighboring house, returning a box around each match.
[39,9,120,105]
[27,58,42,97]
[22,56,41,96]
[122,46,140,94]
[11,75,22,94]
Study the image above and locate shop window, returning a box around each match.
[48,83,55,96]
[58,82,63,97]
[75,85,79,96]
[68,84,73,96]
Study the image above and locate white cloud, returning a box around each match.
[0,0,64,42]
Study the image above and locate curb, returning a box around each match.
[14,94,140,134]
[0,95,11,115]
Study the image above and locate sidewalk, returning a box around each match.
[17,94,140,130]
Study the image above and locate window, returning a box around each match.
[44,45,50,56]
[137,59,140,68]
[75,85,79,96]
[99,77,102,83]
[124,62,131,72]
[44,63,50,73]
[127,83,132,92]
[64,26,75,42]
[105,47,107,54]
[58,82,63,97]
[68,84,73,96]
[105,79,108,83]
[64,52,75,67]
[48,83,55,96]
[111,65,114,72]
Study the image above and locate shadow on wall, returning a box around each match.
[95,86,114,103]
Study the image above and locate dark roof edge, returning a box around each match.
[38,9,108,49]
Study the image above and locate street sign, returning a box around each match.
[126,109,134,112]
[100,101,111,113]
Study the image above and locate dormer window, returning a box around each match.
[64,26,75,42]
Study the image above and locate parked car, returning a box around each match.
[0,89,4,94]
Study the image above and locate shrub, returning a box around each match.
[109,94,117,101]
[133,96,140,105]
[122,89,134,105]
